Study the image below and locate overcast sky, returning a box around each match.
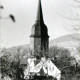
[0,0,80,48]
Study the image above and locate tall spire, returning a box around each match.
[36,0,44,23]
[30,0,49,56]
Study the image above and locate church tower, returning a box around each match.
[30,0,49,56]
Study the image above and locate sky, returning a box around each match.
[0,0,80,48]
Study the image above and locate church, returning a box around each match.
[24,0,61,80]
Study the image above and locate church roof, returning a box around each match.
[30,0,49,38]
[24,57,61,78]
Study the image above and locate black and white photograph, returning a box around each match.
[0,0,80,80]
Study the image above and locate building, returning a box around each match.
[30,0,49,56]
[25,0,61,80]
[24,57,61,80]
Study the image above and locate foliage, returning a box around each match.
[77,43,80,54]
[0,58,24,80]
[0,47,29,80]
[65,0,80,32]
[0,45,80,80]
[49,46,72,68]
[49,46,80,80]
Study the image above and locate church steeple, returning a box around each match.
[36,0,44,23]
[30,0,49,56]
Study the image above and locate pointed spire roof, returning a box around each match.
[30,0,49,38]
[36,0,44,23]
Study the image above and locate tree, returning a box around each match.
[49,46,73,68]
[0,55,11,78]
[49,46,80,80]
[70,0,80,32]
[0,47,29,80]
[59,0,80,32]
